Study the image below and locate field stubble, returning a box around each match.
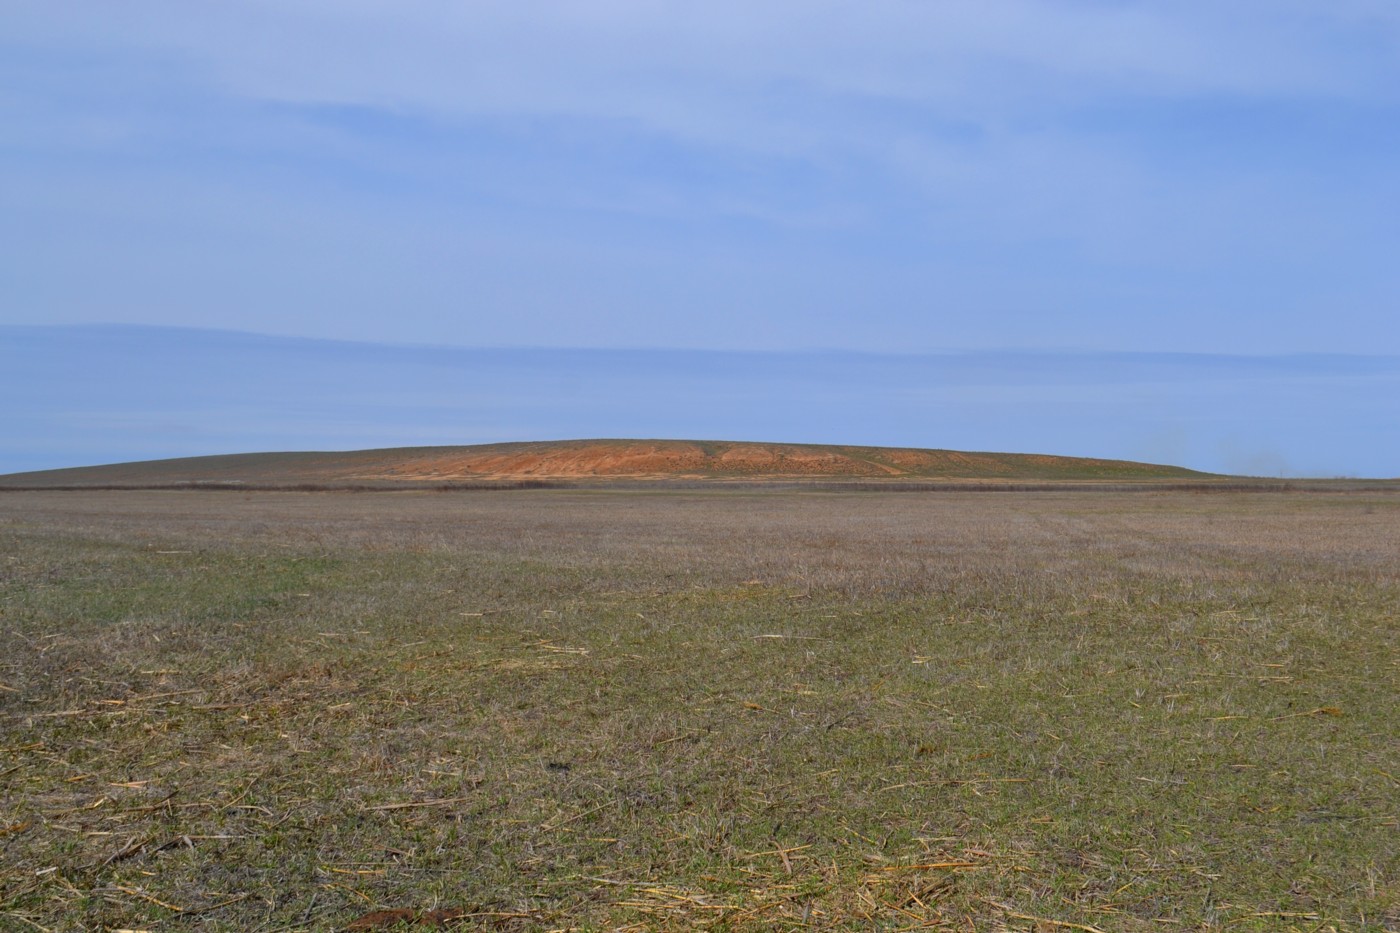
[0,488,1397,931]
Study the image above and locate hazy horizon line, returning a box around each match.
[10,322,1399,364]
[4,323,1397,478]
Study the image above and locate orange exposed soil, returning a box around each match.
[348,440,1204,481]
[378,442,903,479]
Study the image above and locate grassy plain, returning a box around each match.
[1,488,1397,931]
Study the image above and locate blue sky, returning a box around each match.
[3,3,1398,474]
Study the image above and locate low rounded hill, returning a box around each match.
[0,439,1215,487]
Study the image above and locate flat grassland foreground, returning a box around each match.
[1,488,1397,931]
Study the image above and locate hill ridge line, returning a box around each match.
[0,438,1216,486]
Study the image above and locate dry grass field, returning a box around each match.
[1,487,1397,931]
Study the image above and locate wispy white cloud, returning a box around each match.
[3,2,1399,353]
[9,2,1396,143]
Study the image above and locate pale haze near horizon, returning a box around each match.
[2,3,1398,475]
[3,325,1397,479]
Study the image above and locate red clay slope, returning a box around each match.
[0,439,1213,486]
